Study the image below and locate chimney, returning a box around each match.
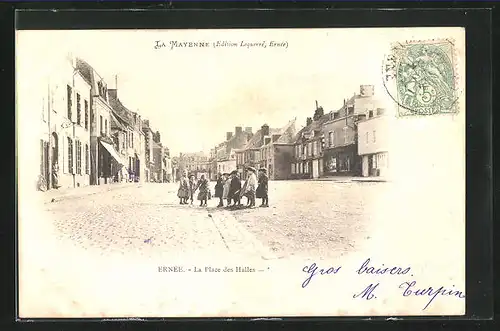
[315,100,319,109]
[261,124,270,136]
[226,132,233,141]
[306,117,313,126]
[235,126,243,135]
[245,127,252,134]
[360,85,374,97]
[108,89,117,100]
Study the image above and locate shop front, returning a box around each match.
[322,144,361,177]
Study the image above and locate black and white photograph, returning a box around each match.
[16,27,466,318]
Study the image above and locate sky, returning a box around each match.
[16,27,460,156]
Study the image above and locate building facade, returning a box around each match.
[211,126,252,178]
[41,56,93,190]
[142,120,155,182]
[291,114,329,180]
[357,109,390,178]
[76,58,115,185]
[321,85,381,177]
[259,119,296,180]
[108,89,146,182]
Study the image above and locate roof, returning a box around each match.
[274,118,297,144]
[244,127,281,149]
[292,113,329,144]
[108,93,136,127]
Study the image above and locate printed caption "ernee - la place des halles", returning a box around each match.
[158,265,263,273]
[154,40,289,50]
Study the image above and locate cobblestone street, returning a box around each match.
[33,180,385,260]
[19,180,391,317]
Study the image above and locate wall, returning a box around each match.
[49,62,92,189]
[322,116,356,149]
[357,115,389,156]
[273,144,294,180]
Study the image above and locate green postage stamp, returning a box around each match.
[382,39,460,116]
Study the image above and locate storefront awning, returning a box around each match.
[100,140,126,166]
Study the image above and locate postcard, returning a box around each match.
[16,26,465,318]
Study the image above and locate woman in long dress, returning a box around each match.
[195,174,210,207]
[177,172,190,204]
[222,173,230,206]
[240,167,257,208]
[228,170,242,207]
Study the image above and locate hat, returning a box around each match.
[222,172,229,176]
[230,170,238,175]
[259,168,267,172]
[246,166,256,172]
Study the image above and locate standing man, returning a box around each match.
[188,174,197,204]
[52,161,60,189]
[256,168,269,207]
[214,172,224,207]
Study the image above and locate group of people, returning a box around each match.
[177,173,211,206]
[177,166,269,209]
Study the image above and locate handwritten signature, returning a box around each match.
[301,258,464,310]
[399,280,465,310]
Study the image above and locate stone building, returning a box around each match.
[212,126,253,178]
[42,55,93,190]
[76,58,115,185]
[142,120,155,182]
[108,88,145,182]
[258,119,297,180]
[357,108,390,178]
[291,104,329,179]
[321,85,382,177]
[235,120,295,177]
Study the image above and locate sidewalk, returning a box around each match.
[302,176,388,183]
[38,182,140,204]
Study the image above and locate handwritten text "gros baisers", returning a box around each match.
[301,258,465,310]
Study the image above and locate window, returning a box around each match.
[67,137,74,174]
[373,130,376,143]
[372,154,378,169]
[76,140,82,174]
[122,133,126,150]
[105,119,108,135]
[131,132,134,148]
[76,93,81,125]
[366,132,369,144]
[343,127,348,144]
[84,100,89,129]
[67,85,72,120]
[85,144,89,174]
[100,115,103,135]
[329,131,334,146]
[313,141,318,156]
[291,163,295,174]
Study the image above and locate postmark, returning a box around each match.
[382,39,460,116]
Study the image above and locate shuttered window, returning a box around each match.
[67,137,74,174]
[85,144,89,174]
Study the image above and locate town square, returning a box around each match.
[17,27,466,318]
